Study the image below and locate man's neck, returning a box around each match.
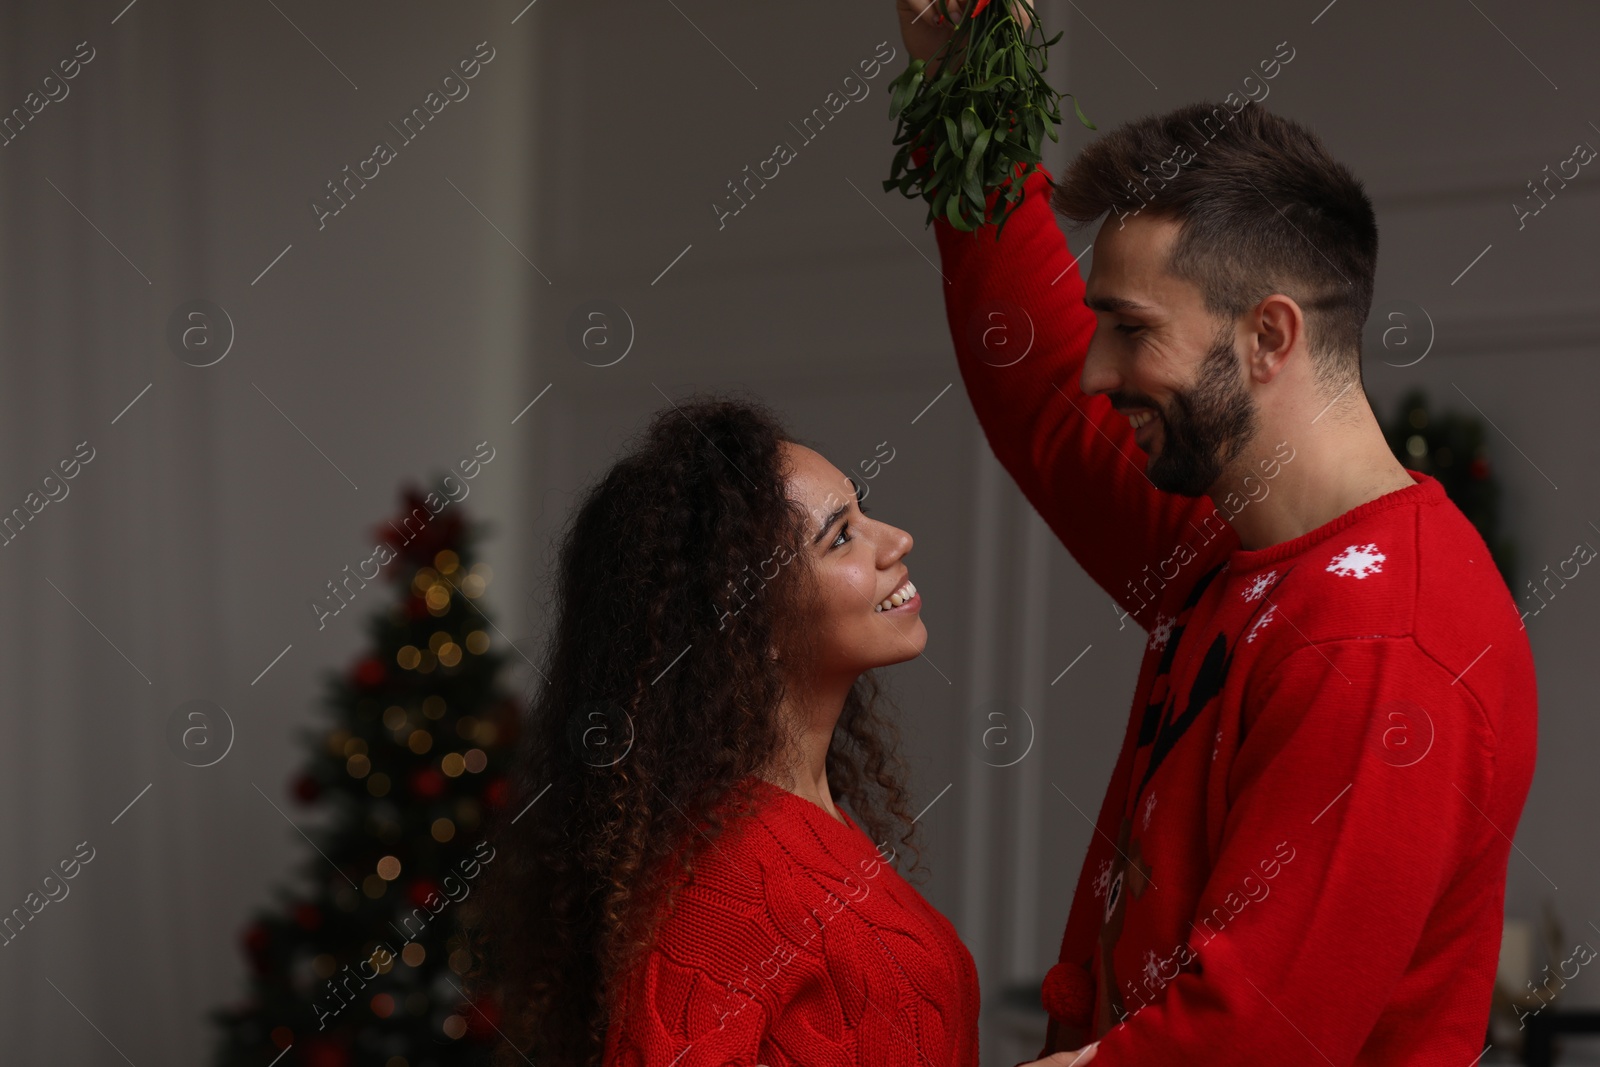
[1220,405,1417,552]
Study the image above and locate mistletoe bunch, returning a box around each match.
[883,0,1094,236]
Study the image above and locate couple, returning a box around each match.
[463,2,1537,1064]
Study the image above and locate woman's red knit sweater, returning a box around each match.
[602,778,980,1067]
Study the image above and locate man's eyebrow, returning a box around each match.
[1084,294,1157,314]
[810,481,863,545]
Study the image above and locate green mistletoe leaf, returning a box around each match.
[883,0,1094,233]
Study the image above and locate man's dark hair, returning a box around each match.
[1050,101,1378,390]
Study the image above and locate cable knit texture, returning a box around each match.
[602,777,979,1067]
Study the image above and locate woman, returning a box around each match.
[461,394,980,1066]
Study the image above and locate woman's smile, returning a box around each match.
[874,577,920,614]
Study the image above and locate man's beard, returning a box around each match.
[1144,324,1259,498]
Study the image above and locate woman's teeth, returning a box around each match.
[875,579,916,612]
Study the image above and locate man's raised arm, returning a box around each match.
[894,0,1220,627]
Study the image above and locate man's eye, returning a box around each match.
[1116,324,1144,335]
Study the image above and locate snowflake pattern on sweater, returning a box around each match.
[930,159,1538,1066]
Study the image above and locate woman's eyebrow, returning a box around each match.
[810,480,864,545]
[813,502,848,544]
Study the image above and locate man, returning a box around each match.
[892,2,1539,1064]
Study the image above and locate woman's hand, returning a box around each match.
[1015,1042,1100,1067]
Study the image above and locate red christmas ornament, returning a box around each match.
[293,902,322,931]
[406,595,430,619]
[483,776,509,810]
[293,774,321,804]
[409,766,446,799]
[464,991,503,1039]
[242,921,272,974]
[243,922,271,955]
[1469,457,1489,480]
[352,656,386,689]
[370,485,468,575]
[407,878,439,908]
[300,1036,350,1067]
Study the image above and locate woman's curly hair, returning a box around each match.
[458,392,923,1066]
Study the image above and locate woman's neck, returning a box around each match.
[767,762,844,824]
[766,679,851,823]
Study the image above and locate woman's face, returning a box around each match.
[781,441,926,677]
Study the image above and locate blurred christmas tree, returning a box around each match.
[1382,387,1518,590]
[210,483,520,1067]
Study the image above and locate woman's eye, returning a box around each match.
[831,497,868,548]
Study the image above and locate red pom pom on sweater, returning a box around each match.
[1041,960,1094,1028]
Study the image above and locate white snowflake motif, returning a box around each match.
[1093,857,1114,900]
[1148,613,1175,651]
[1245,603,1278,644]
[1241,569,1278,602]
[1327,542,1387,579]
[1142,792,1157,830]
[1143,949,1162,986]
[1212,730,1223,761]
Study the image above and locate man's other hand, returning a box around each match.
[1014,1041,1100,1067]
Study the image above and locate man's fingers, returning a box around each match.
[1015,1044,1099,1067]
[908,0,959,25]
[907,0,1031,31]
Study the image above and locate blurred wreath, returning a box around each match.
[1381,387,1518,590]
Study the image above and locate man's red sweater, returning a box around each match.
[602,777,980,1066]
[929,161,1539,1063]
